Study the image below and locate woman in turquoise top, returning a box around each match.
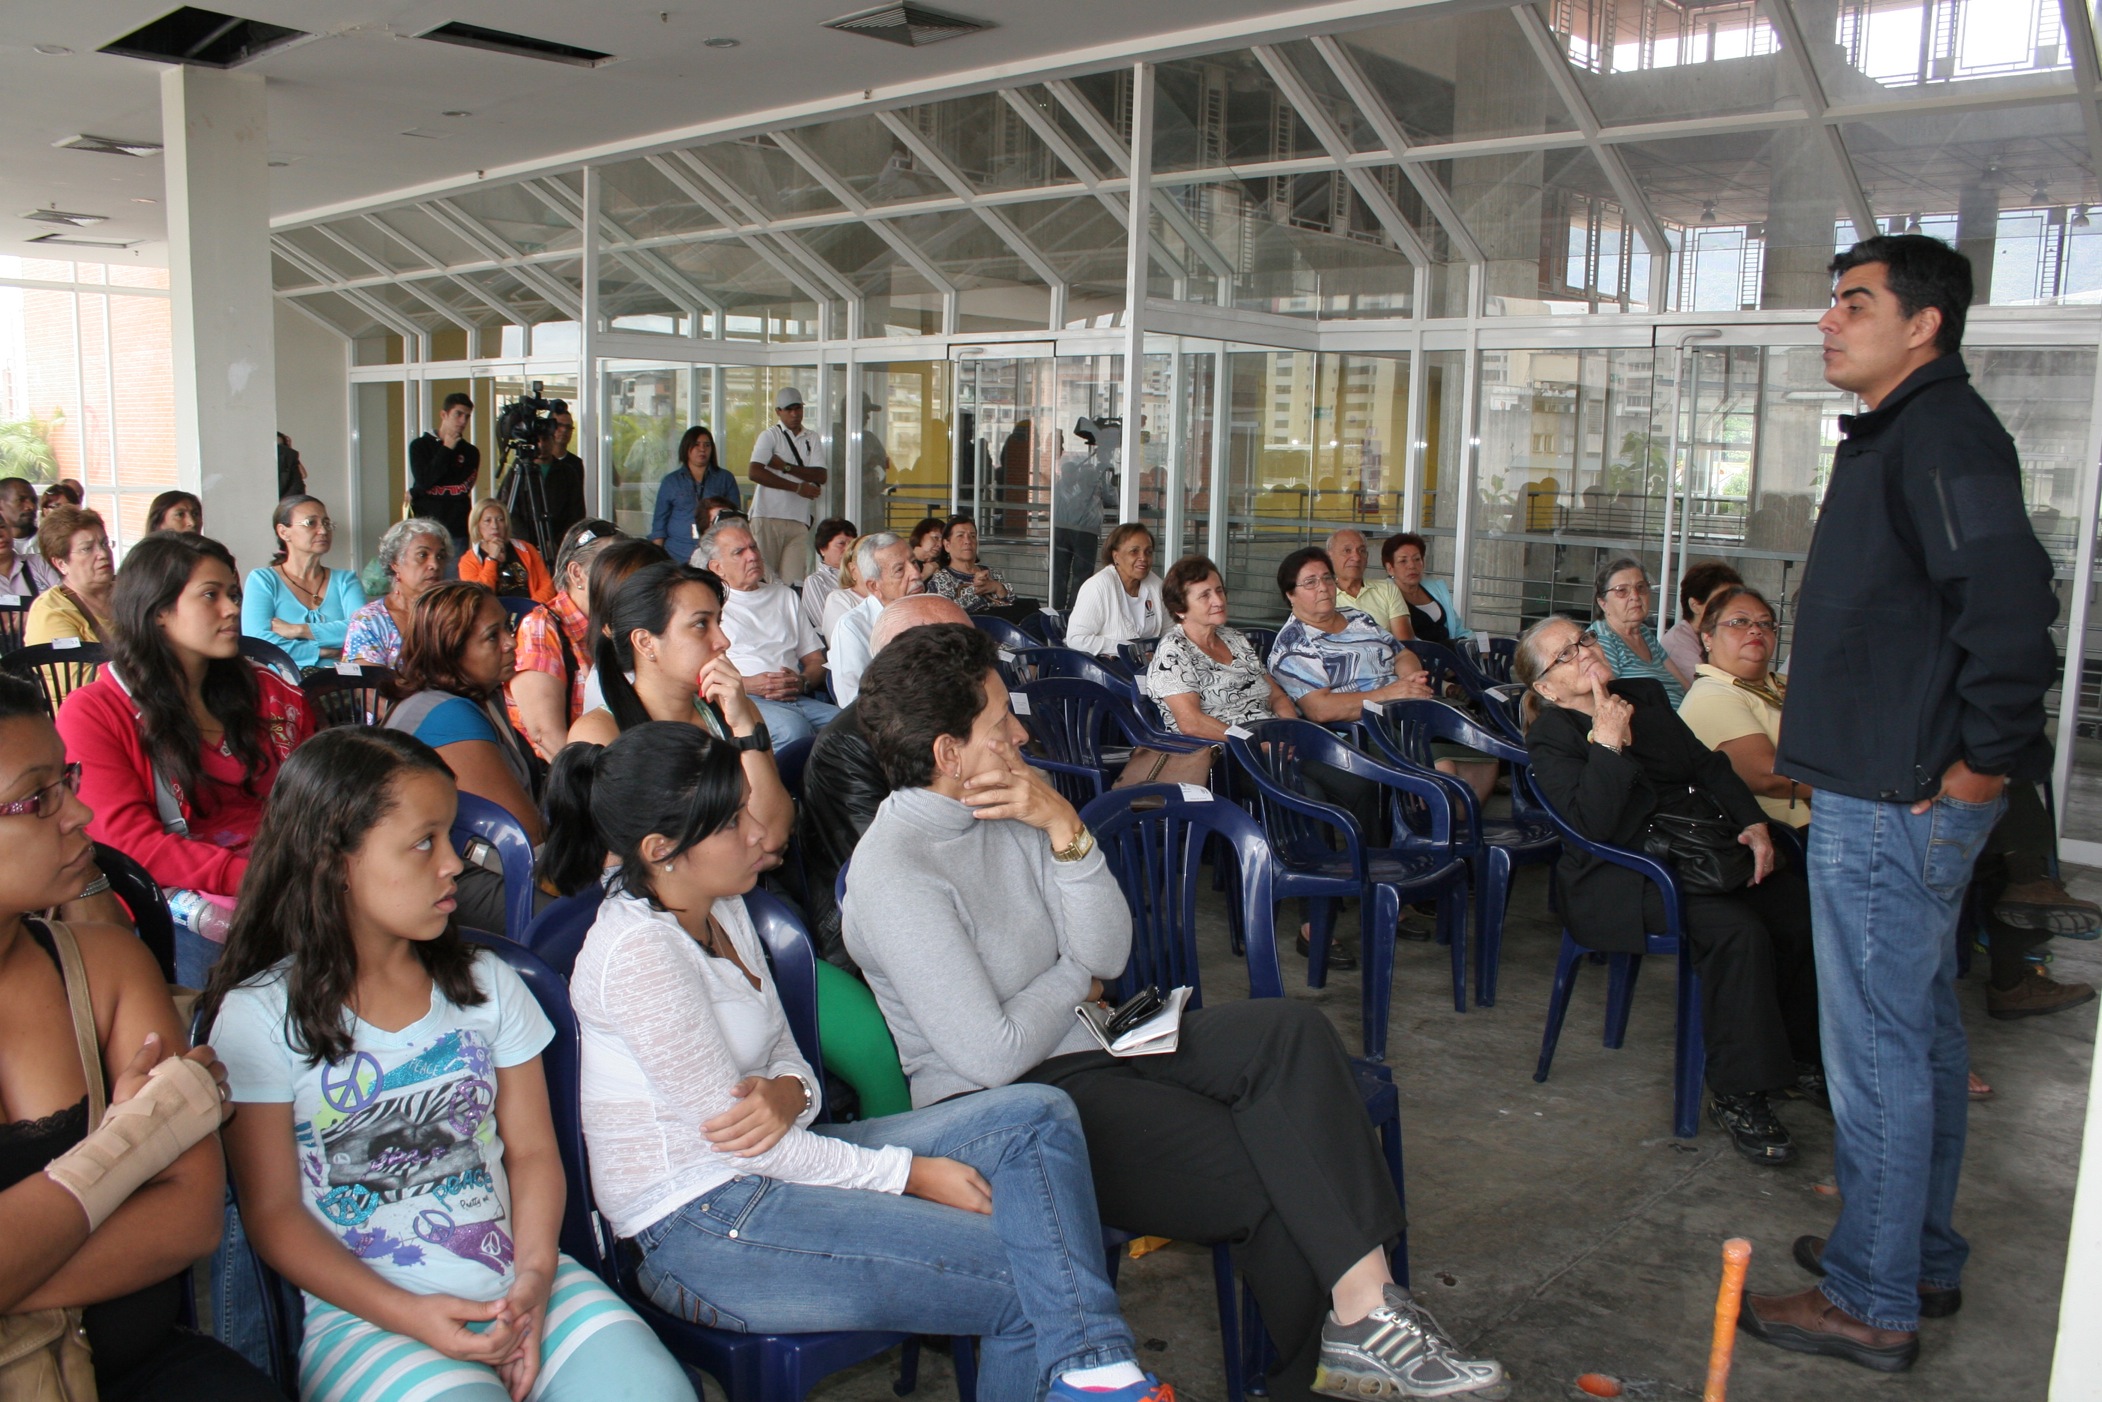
[1586,555,1692,707]
[240,495,364,669]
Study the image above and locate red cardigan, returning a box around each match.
[57,667,316,899]
[459,541,556,606]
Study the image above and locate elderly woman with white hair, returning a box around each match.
[341,517,451,668]
[1515,612,1821,1166]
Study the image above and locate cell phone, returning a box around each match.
[1105,985,1165,1040]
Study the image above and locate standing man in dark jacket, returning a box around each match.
[506,402,587,557]
[407,392,480,563]
[1743,236,2060,1372]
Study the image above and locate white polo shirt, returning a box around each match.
[748,424,826,528]
[721,579,824,676]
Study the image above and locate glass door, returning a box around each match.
[955,355,1057,604]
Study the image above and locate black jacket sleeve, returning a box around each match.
[1900,392,2059,777]
[799,703,891,967]
[408,434,442,493]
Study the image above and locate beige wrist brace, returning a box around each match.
[44,1057,222,1232]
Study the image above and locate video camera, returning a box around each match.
[495,383,560,469]
[493,383,570,547]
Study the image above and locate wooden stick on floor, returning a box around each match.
[1703,1238,1753,1402]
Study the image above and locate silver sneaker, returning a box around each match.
[1313,1285,1508,1400]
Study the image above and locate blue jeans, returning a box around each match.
[628,1083,1135,1402]
[752,695,839,746]
[1808,789,2002,1331]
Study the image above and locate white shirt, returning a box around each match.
[722,578,824,676]
[748,424,826,527]
[573,890,911,1239]
[828,592,885,709]
[1064,565,1164,657]
[802,562,841,640]
[821,586,862,643]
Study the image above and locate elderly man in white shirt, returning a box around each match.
[694,516,840,744]
[747,385,828,584]
[827,531,921,708]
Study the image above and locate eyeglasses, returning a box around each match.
[0,762,81,820]
[1714,616,1778,634]
[1294,573,1338,592]
[294,516,335,531]
[1545,633,1601,671]
[1603,582,1651,600]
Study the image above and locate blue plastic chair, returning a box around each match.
[497,595,543,627]
[1398,638,1502,713]
[1478,684,1528,744]
[971,614,1038,652]
[1477,638,1516,684]
[1031,647,1142,704]
[450,792,537,944]
[299,663,396,729]
[523,884,606,977]
[1081,785,1412,1395]
[1358,701,1560,1008]
[1522,771,1706,1139]
[95,841,174,985]
[1225,720,1471,1051]
[1116,637,1160,671]
[1026,609,1065,646]
[238,635,303,685]
[774,733,814,798]
[1236,627,1278,665]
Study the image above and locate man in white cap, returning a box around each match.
[747,385,828,583]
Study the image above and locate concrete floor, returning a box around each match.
[800,862,2099,1402]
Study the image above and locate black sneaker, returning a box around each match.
[1711,1092,1796,1165]
[1313,1285,1508,1399]
[1783,1064,1830,1112]
[1297,929,1359,971]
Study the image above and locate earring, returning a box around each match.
[662,862,674,873]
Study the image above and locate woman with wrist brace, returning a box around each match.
[204,727,692,1402]
[548,720,1173,1402]
[0,671,276,1402]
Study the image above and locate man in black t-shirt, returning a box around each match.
[407,392,480,556]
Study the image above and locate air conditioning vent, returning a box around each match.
[24,232,140,249]
[99,7,310,68]
[22,209,108,227]
[53,134,164,159]
[824,3,989,47]
[417,21,614,67]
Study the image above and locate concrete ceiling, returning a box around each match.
[0,0,1371,264]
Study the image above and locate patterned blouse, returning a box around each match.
[1268,607,1401,700]
[1587,618,1685,707]
[1143,626,1275,732]
[929,565,1012,613]
[341,599,404,669]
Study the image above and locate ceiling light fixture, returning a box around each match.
[2033,180,2050,204]
[53,134,164,159]
[417,21,615,67]
[1699,200,1715,223]
[1905,212,1923,233]
[703,36,740,48]
[442,109,473,117]
[22,207,108,227]
[131,197,158,205]
[2076,205,2092,228]
[33,44,73,56]
[25,232,139,249]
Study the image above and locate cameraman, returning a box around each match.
[747,385,826,584]
[407,392,479,562]
[507,400,586,557]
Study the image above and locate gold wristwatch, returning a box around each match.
[1051,825,1096,863]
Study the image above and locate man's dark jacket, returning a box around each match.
[800,700,890,968]
[1774,354,2058,803]
[508,453,586,558]
[1529,678,1766,952]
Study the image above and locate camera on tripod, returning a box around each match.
[495,383,557,473]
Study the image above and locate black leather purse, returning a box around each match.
[1641,784,1754,895]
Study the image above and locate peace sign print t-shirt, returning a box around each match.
[211,951,554,1304]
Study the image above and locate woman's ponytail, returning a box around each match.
[539,741,608,897]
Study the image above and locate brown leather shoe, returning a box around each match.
[1991,877,2102,935]
[1738,1286,1918,1372]
[1987,968,2097,1021]
[1791,1235,1961,1318]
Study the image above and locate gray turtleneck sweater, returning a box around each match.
[843,786,1133,1107]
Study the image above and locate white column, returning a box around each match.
[162,66,278,573]
[1118,62,1155,526]
[579,166,603,517]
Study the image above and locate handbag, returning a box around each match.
[0,922,103,1402]
[1641,785,1754,896]
[1113,743,1219,790]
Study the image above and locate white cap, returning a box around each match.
[776,386,805,411]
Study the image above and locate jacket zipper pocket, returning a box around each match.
[1927,464,1961,552]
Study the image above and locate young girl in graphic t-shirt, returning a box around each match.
[203,726,691,1402]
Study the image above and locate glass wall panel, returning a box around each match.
[1805,0,2070,101]
[691,139,847,221]
[1333,8,1578,146]
[907,92,1073,194]
[1004,198,1130,326]
[446,182,582,258]
[598,157,724,240]
[1443,148,1628,315]
[1150,51,1331,173]
[603,362,692,539]
[857,360,954,536]
[890,209,1053,333]
[718,365,819,511]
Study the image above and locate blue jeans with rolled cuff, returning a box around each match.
[1808,788,2002,1331]
[628,1082,1136,1402]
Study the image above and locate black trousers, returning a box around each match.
[1024,999,1405,1402]
[1638,865,1820,1097]
[1973,782,2057,987]
[98,1329,280,1402]
[1051,527,1098,611]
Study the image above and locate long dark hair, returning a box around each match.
[109,534,269,815]
[201,727,486,1066]
[595,561,723,731]
[145,490,202,534]
[542,723,744,903]
[582,539,672,662]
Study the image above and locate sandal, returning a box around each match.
[1967,1070,1993,1101]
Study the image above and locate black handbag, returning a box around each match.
[1641,784,1754,895]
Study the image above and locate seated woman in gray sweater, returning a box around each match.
[844,625,1509,1402]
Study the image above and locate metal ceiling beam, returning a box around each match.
[1253,45,1430,266]
[1758,0,1883,242]
[2056,0,2102,198]
[523,176,724,329]
[650,151,856,308]
[771,130,960,296]
[308,224,483,333]
[1043,78,1241,283]
[1308,33,1484,264]
[356,215,533,323]
[272,235,427,342]
[424,200,585,318]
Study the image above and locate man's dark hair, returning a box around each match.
[1829,234,1972,356]
[857,623,998,791]
[1677,559,1742,618]
[442,392,475,414]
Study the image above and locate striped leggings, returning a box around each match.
[298,1256,693,1402]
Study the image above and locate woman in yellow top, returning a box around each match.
[25,505,114,645]
[1675,585,1806,829]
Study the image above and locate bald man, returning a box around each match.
[799,593,972,964]
[1327,527,1405,636]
